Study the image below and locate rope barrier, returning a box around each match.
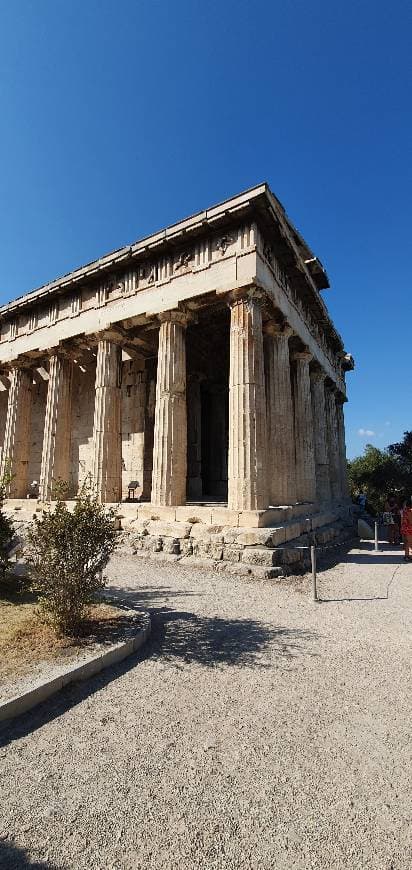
[309,538,405,603]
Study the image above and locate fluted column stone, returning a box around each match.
[1,367,32,497]
[92,339,122,503]
[39,353,73,501]
[310,370,331,504]
[336,396,350,500]
[292,352,316,503]
[228,292,268,511]
[325,385,341,502]
[264,322,296,505]
[151,311,188,506]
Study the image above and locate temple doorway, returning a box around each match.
[186,304,229,501]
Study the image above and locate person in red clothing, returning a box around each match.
[400,498,412,561]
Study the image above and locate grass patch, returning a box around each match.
[0,594,133,684]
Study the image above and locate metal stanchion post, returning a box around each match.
[374,521,379,552]
[311,545,318,602]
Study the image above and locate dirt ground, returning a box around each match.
[1,541,411,869]
[0,596,131,684]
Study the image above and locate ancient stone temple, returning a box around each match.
[0,184,354,570]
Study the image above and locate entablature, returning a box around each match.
[0,183,351,390]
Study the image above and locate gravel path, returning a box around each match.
[1,543,411,869]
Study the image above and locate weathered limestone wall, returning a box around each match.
[292,352,316,504]
[325,387,341,502]
[27,380,47,487]
[70,365,96,493]
[310,371,331,504]
[0,391,9,465]
[121,360,149,500]
[264,323,296,506]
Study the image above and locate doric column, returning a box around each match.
[336,395,350,500]
[92,339,122,503]
[1,367,32,497]
[310,370,331,504]
[39,353,73,501]
[325,384,341,502]
[151,311,188,506]
[228,292,268,511]
[264,321,296,505]
[292,351,316,503]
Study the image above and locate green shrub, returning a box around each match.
[28,483,118,635]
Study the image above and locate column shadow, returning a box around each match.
[0,585,318,748]
[0,840,61,869]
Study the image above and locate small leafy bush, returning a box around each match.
[28,482,118,635]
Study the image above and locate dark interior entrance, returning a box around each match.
[186,305,229,501]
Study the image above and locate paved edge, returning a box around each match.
[0,610,151,723]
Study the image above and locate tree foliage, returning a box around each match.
[28,482,117,636]
[387,431,412,477]
[348,433,412,515]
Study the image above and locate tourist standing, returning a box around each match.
[383,494,400,545]
[401,498,412,561]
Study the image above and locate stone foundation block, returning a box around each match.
[241,547,279,566]
[190,523,224,540]
[270,547,304,565]
[175,506,213,524]
[146,521,192,539]
[211,509,240,527]
[192,541,213,559]
[138,505,177,522]
[222,545,242,563]
[221,527,241,544]
[237,527,287,547]
[237,510,287,528]
[284,521,304,542]
[142,535,158,551]
[179,556,219,571]
[163,538,181,555]
[180,539,194,556]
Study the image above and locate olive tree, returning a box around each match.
[28,482,118,635]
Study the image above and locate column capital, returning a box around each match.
[158,308,192,327]
[292,350,313,364]
[45,344,73,360]
[227,286,265,308]
[9,357,34,373]
[263,320,294,339]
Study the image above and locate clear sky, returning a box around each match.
[1,0,411,458]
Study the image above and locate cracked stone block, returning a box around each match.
[146,521,192,539]
[240,547,279,566]
[222,546,242,563]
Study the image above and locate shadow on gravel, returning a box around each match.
[139,608,317,669]
[0,594,318,747]
[0,839,61,869]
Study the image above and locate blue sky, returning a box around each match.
[0,0,411,458]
